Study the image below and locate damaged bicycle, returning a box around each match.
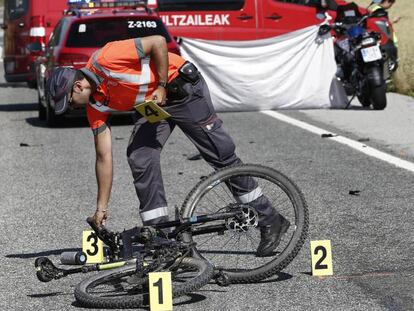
[35,164,309,308]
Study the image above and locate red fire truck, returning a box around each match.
[1,0,67,87]
[0,0,159,87]
[2,0,394,86]
[157,0,343,40]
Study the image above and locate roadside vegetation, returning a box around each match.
[354,0,414,96]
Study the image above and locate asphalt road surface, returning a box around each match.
[1,15,414,310]
[0,67,413,311]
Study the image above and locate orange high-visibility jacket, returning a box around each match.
[84,38,185,134]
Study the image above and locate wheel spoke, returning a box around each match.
[182,165,308,282]
[76,258,213,308]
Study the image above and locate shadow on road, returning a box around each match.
[345,105,373,111]
[28,292,69,299]
[69,291,207,309]
[25,115,134,128]
[174,293,208,306]
[0,82,29,88]
[25,116,90,128]
[25,117,49,128]
[256,271,293,283]
[6,248,81,259]
[0,103,37,112]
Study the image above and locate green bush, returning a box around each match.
[353,0,414,96]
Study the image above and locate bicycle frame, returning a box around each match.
[93,209,244,259]
[35,208,245,283]
[157,210,243,235]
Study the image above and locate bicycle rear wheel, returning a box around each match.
[181,164,308,283]
[74,257,213,309]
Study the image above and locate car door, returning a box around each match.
[257,0,323,39]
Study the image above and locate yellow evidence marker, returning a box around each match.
[134,100,171,123]
[82,230,104,264]
[310,240,333,276]
[149,272,173,311]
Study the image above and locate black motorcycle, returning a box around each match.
[319,10,388,110]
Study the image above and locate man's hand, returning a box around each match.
[91,210,108,228]
[152,86,167,106]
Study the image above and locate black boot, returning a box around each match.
[256,215,290,257]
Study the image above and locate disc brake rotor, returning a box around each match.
[225,205,259,232]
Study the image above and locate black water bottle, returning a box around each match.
[60,251,87,265]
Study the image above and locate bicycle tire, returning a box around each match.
[74,257,214,309]
[181,164,309,284]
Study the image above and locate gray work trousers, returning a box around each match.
[127,76,279,226]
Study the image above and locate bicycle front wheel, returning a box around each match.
[181,164,309,283]
[74,257,213,309]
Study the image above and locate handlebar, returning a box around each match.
[318,7,387,37]
[86,217,119,251]
[318,23,347,36]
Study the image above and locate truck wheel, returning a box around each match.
[38,95,46,120]
[27,80,37,89]
[46,99,63,127]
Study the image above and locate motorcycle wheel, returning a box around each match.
[370,83,387,110]
[357,93,371,107]
[357,65,387,110]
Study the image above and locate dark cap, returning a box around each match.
[46,67,76,115]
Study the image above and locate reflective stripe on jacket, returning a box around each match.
[84,38,185,134]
